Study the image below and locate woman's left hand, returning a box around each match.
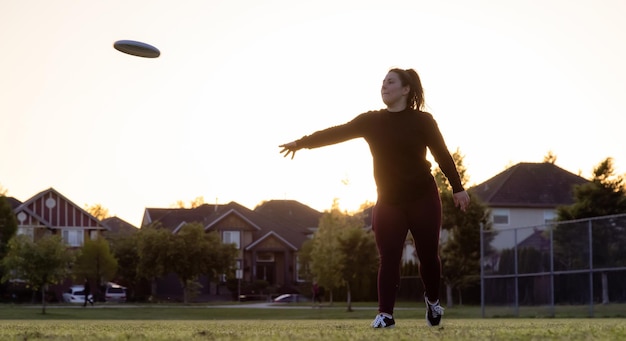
[453,190,470,212]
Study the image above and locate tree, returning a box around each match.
[307,200,347,305]
[84,204,110,221]
[73,238,118,299]
[167,223,236,303]
[434,148,493,306]
[172,196,206,209]
[108,233,141,298]
[304,200,377,310]
[0,195,18,260]
[337,223,378,311]
[1,234,74,314]
[554,157,626,304]
[136,223,171,299]
[543,151,557,164]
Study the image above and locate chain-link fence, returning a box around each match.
[480,213,626,317]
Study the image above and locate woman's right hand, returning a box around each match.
[279,141,299,159]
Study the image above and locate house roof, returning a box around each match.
[13,187,104,229]
[102,216,138,235]
[142,200,322,250]
[469,162,589,208]
[5,197,22,210]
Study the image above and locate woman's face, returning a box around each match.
[381,71,409,108]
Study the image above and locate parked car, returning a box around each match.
[104,283,127,303]
[62,285,93,304]
[273,294,308,303]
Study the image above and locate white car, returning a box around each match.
[104,283,127,303]
[62,285,93,304]
[273,294,308,303]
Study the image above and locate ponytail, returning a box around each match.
[389,68,425,110]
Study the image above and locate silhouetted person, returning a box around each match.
[83,278,94,307]
[279,68,470,328]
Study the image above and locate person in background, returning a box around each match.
[279,68,470,328]
[83,278,94,307]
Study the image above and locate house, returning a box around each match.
[141,199,322,294]
[469,162,589,250]
[12,187,107,246]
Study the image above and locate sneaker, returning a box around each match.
[371,313,395,328]
[424,296,444,327]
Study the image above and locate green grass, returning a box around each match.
[1,303,625,340]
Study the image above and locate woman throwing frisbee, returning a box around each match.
[279,68,470,328]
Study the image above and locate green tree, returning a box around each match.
[554,157,626,304]
[168,223,236,303]
[108,233,140,298]
[308,200,346,305]
[337,223,378,311]
[136,223,171,299]
[0,195,18,260]
[435,148,493,306]
[297,239,314,282]
[1,234,74,314]
[73,238,118,298]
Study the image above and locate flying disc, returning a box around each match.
[113,40,160,58]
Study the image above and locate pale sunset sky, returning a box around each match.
[1,0,624,227]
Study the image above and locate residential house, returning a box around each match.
[12,187,107,246]
[469,162,589,250]
[141,199,322,298]
[7,187,108,301]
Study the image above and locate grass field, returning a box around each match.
[1,303,624,340]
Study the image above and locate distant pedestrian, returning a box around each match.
[83,278,94,307]
[312,282,322,306]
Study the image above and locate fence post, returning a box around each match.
[549,225,555,317]
[480,223,485,318]
[587,219,593,317]
[514,228,519,317]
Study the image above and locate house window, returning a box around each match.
[62,229,84,247]
[544,210,556,225]
[17,227,34,241]
[256,252,275,262]
[223,231,241,249]
[90,230,99,240]
[492,209,509,225]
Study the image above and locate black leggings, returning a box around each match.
[372,181,442,315]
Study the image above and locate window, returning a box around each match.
[492,209,509,225]
[256,252,275,262]
[90,230,99,240]
[544,210,556,225]
[17,227,34,241]
[62,229,84,247]
[222,231,240,249]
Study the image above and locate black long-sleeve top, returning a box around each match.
[295,108,464,204]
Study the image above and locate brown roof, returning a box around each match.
[5,196,22,210]
[142,200,322,250]
[469,162,589,208]
[102,216,138,235]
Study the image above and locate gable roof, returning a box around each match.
[254,200,322,228]
[245,231,298,251]
[253,200,323,246]
[469,162,589,208]
[5,196,22,210]
[102,216,138,235]
[13,187,104,230]
[142,200,322,250]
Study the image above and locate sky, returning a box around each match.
[1,0,625,227]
